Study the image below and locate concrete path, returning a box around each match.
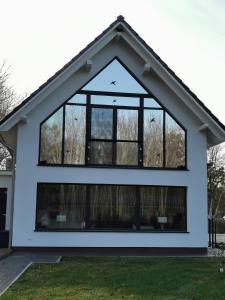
[0,252,61,296]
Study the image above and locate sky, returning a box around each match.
[0,0,225,125]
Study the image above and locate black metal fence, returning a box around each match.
[208,217,225,248]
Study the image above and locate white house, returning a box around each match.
[0,16,225,254]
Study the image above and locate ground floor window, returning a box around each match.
[36,183,187,232]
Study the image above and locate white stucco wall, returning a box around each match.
[11,41,208,248]
[0,171,12,231]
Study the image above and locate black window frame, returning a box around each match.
[38,57,187,170]
[35,182,188,233]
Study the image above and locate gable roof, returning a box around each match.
[0,15,225,145]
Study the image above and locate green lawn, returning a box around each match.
[1,257,225,300]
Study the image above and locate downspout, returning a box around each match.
[0,134,16,249]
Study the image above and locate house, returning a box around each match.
[0,16,225,254]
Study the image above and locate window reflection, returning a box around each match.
[90,141,112,165]
[140,186,186,231]
[143,110,163,167]
[82,59,147,94]
[117,109,138,141]
[91,95,139,107]
[40,108,63,164]
[117,142,138,165]
[68,94,86,104]
[39,59,186,169]
[89,185,136,229]
[36,184,86,229]
[36,183,186,232]
[144,98,161,108]
[64,105,86,164]
[166,113,185,168]
[91,108,113,139]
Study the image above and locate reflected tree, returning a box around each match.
[144,110,163,167]
[64,105,86,164]
[208,145,225,219]
[40,108,63,164]
[0,62,24,170]
[166,113,185,168]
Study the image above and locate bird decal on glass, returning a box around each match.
[110,81,116,85]
[150,117,155,123]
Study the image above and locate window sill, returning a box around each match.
[34,229,189,233]
[37,163,189,171]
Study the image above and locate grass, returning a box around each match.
[1,257,225,300]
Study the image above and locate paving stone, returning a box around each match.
[0,252,61,296]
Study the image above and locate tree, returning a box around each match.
[0,62,16,120]
[208,144,225,219]
[0,62,19,169]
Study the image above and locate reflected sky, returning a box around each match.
[91,108,113,139]
[91,95,139,107]
[82,59,148,94]
[68,94,86,104]
[144,98,161,108]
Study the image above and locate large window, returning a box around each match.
[36,183,187,232]
[36,184,86,230]
[39,58,186,169]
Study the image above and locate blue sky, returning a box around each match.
[0,0,225,125]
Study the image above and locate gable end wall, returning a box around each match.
[12,41,208,248]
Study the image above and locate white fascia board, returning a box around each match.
[0,25,120,132]
[121,26,225,143]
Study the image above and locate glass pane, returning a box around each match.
[166,113,185,168]
[64,105,86,164]
[143,110,163,167]
[91,95,139,107]
[144,98,161,108]
[117,109,138,140]
[89,141,112,164]
[117,142,138,165]
[0,144,12,171]
[36,184,86,229]
[89,185,136,229]
[67,94,86,104]
[82,59,147,94]
[91,108,113,139]
[140,186,186,231]
[40,108,63,164]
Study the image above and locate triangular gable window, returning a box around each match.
[39,58,186,169]
[82,59,148,94]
